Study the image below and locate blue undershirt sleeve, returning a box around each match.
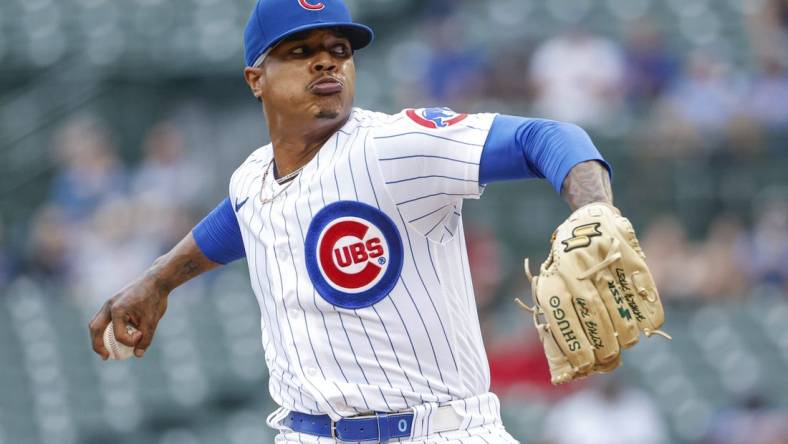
[192,197,246,265]
[479,115,611,193]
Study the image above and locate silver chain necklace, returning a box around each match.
[275,164,304,185]
[259,158,304,205]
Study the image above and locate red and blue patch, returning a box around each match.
[305,201,403,309]
[406,107,468,129]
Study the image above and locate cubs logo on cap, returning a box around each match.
[305,201,403,309]
[406,107,468,129]
[298,0,325,10]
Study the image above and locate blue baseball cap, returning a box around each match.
[244,0,374,67]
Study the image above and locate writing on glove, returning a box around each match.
[517,203,671,385]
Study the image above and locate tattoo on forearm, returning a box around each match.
[179,259,200,280]
[147,256,208,294]
[561,161,613,211]
[142,234,219,296]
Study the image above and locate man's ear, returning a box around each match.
[243,67,265,101]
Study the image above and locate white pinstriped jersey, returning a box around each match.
[229,107,499,421]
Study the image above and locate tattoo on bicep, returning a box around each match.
[561,161,613,211]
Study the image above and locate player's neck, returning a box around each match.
[269,138,324,178]
[266,111,350,178]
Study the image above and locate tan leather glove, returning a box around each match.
[517,203,670,385]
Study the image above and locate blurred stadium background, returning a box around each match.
[1,0,787,443]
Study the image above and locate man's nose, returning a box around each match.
[313,54,337,72]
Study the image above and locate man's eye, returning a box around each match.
[332,45,349,55]
[292,47,306,55]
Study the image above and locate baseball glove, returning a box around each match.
[516,203,670,385]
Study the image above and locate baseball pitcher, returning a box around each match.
[89,0,668,442]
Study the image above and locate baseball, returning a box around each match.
[103,323,138,360]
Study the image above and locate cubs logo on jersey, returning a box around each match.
[406,107,468,129]
[298,0,325,11]
[304,201,403,309]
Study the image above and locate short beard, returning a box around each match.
[315,110,339,119]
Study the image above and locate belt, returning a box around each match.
[282,406,463,443]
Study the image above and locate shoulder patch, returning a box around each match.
[304,201,403,309]
[405,107,468,129]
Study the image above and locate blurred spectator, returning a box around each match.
[747,59,788,131]
[643,201,788,302]
[746,0,788,66]
[485,37,534,107]
[660,52,744,140]
[778,0,788,36]
[48,116,126,221]
[697,215,749,299]
[34,118,203,305]
[704,393,788,444]
[622,20,679,111]
[132,197,197,255]
[529,27,625,128]
[69,198,161,306]
[642,213,759,301]
[423,17,489,107]
[131,121,203,208]
[640,215,706,301]
[736,196,788,293]
[543,376,668,444]
[130,121,202,251]
[24,205,72,283]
